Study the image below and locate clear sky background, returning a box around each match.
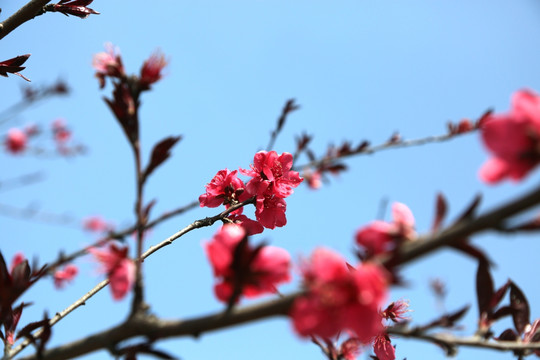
[3,1,540,359]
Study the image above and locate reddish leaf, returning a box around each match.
[510,281,530,335]
[455,194,482,223]
[356,140,370,152]
[0,54,31,81]
[143,136,182,181]
[490,280,510,310]
[476,259,494,316]
[496,328,518,341]
[419,304,470,330]
[476,108,494,128]
[432,192,448,231]
[450,241,490,264]
[492,305,513,321]
[142,199,157,221]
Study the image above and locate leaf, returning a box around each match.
[356,140,370,152]
[143,136,182,181]
[142,199,157,221]
[419,304,470,330]
[476,108,493,128]
[450,241,491,264]
[476,259,494,316]
[432,192,448,231]
[455,194,482,223]
[509,281,530,335]
[496,329,518,341]
[490,280,510,310]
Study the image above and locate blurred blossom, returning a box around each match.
[5,128,27,154]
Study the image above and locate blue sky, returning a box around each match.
[3,1,540,359]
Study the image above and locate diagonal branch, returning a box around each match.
[0,0,52,40]
[11,182,540,360]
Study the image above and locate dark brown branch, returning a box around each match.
[0,0,52,40]
[15,294,296,360]
[11,182,540,360]
[387,324,540,356]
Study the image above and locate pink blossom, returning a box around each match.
[9,253,26,274]
[290,248,388,342]
[228,213,264,235]
[381,299,410,322]
[340,338,362,360]
[199,169,246,209]
[24,123,40,136]
[88,244,135,300]
[304,169,322,189]
[83,216,110,233]
[5,128,27,154]
[93,43,124,88]
[479,89,540,183]
[53,264,78,289]
[241,151,303,198]
[254,195,287,229]
[51,118,71,143]
[373,334,395,360]
[139,50,168,90]
[355,221,394,257]
[355,202,415,257]
[204,224,291,303]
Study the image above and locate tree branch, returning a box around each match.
[0,0,51,40]
[11,182,540,360]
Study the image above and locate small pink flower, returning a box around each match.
[254,195,287,229]
[199,169,246,209]
[290,248,388,342]
[53,264,78,289]
[139,50,168,90]
[479,89,540,183]
[53,0,99,19]
[83,216,110,233]
[340,338,362,360]
[228,213,264,235]
[241,151,303,198]
[204,224,291,303]
[9,253,26,274]
[88,244,135,300]
[93,43,124,88]
[355,202,415,257]
[5,128,27,154]
[24,123,40,137]
[373,334,395,360]
[51,118,71,143]
[304,169,322,189]
[381,299,410,323]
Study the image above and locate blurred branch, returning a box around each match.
[11,180,540,359]
[0,172,44,192]
[387,324,540,356]
[0,202,79,227]
[0,0,52,40]
[0,80,69,126]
